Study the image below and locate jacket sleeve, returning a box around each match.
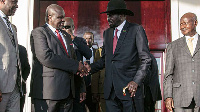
[163,43,174,99]
[31,27,79,74]
[133,25,152,86]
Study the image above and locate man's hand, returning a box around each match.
[0,90,2,102]
[80,92,86,103]
[78,61,88,77]
[84,61,91,72]
[126,81,138,97]
[66,29,75,40]
[165,98,174,112]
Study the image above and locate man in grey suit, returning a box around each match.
[164,12,200,112]
[30,4,88,112]
[0,0,22,111]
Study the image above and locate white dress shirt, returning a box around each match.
[185,33,198,53]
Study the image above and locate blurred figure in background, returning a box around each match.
[144,53,162,112]
[83,32,106,112]
[62,17,92,112]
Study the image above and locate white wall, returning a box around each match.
[10,0,34,112]
[171,0,200,41]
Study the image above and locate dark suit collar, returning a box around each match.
[113,21,130,56]
[43,24,70,57]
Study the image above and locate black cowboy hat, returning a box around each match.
[100,0,134,16]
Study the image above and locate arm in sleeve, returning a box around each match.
[133,25,152,86]
[163,43,174,99]
[31,28,79,74]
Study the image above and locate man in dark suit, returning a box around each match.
[144,53,162,112]
[84,0,151,111]
[164,12,200,112]
[62,17,92,112]
[18,45,30,112]
[30,4,88,112]
[0,0,22,111]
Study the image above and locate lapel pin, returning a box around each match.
[123,30,126,32]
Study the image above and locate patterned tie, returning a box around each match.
[187,37,194,55]
[113,28,118,54]
[55,30,69,56]
[3,17,16,48]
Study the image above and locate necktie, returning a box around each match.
[3,17,16,48]
[55,30,69,56]
[187,37,194,55]
[113,28,118,54]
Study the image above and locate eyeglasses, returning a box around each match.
[63,25,71,29]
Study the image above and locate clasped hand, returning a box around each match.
[77,61,91,77]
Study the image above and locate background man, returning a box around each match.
[62,17,92,112]
[30,4,88,112]
[164,12,200,112]
[0,0,21,111]
[84,0,151,111]
[144,53,162,112]
[18,44,30,112]
[83,31,105,112]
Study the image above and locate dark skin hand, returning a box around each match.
[126,81,138,97]
[78,61,88,77]
[165,98,174,112]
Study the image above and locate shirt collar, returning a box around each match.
[0,10,7,19]
[46,23,57,34]
[185,33,198,41]
[116,20,126,31]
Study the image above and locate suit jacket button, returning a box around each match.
[192,70,195,72]
[192,82,195,84]
[192,59,194,62]
[112,61,114,63]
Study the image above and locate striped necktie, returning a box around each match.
[3,17,16,48]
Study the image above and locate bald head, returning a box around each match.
[62,17,75,34]
[180,12,198,37]
[45,4,65,23]
[45,4,65,29]
[83,32,94,48]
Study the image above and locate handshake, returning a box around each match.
[77,61,91,77]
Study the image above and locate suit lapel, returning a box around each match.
[113,21,129,55]
[193,35,200,56]
[62,32,72,57]
[107,28,114,57]
[179,36,192,56]
[45,26,69,57]
[0,17,13,37]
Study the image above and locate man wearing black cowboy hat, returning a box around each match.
[84,0,151,111]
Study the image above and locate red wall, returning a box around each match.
[34,0,171,50]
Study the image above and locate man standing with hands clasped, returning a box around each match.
[164,12,200,112]
[84,0,151,111]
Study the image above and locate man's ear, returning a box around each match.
[194,20,198,27]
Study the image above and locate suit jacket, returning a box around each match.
[30,24,85,100]
[0,17,21,93]
[91,21,151,100]
[164,35,200,107]
[18,45,30,94]
[144,53,162,102]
